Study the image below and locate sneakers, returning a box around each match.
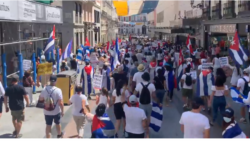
[57,132,64,138]
[88,96,92,100]
[13,130,22,138]
[240,118,247,124]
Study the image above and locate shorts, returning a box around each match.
[125,131,144,138]
[45,113,61,126]
[182,88,193,99]
[0,98,2,113]
[114,103,125,120]
[139,104,152,118]
[11,109,25,122]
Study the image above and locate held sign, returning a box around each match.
[219,57,229,67]
[190,71,197,79]
[92,74,103,90]
[23,59,32,71]
[202,63,213,70]
[37,63,53,76]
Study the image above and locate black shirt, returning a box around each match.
[5,84,27,111]
[70,59,77,70]
[112,73,128,86]
[154,76,165,90]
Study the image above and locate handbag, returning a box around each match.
[36,99,45,109]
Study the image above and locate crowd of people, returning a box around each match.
[0,38,250,138]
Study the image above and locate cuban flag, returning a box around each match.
[85,37,90,47]
[44,25,55,54]
[186,35,194,55]
[112,38,120,70]
[222,122,247,138]
[149,102,163,132]
[177,49,184,90]
[76,47,83,61]
[106,41,110,52]
[230,87,249,106]
[84,48,90,61]
[229,31,249,66]
[59,40,73,62]
[196,70,214,97]
[92,113,115,138]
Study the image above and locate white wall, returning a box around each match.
[177,0,202,18]
[155,1,176,27]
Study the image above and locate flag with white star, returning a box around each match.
[229,31,249,66]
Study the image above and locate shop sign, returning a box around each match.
[18,1,36,21]
[210,24,236,33]
[45,6,61,23]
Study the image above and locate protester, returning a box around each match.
[111,80,130,137]
[69,85,89,138]
[112,65,128,89]
[181,65,195,108]
[179,97,210,138]
[60,60,69,72]
[221,108,247,138]
[81,60,94,100]
[100,62,111,91]
[133,64,146,86]
[236,68,250,123]
[149,58,157,82]
[225,64,242,87]
[96,87,110,108]
[164,63,175,101]
[213,54,221,76]
[209,74,229,126]
[130,62,139,89]
[23,70,35,106]
[39,75,64,138]
[70,55,78,71]
[4,74,29,138]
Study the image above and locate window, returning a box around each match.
[78,4,82,15]
[238,0,250,12]
[76,33,79,47]
[75,2,78,15]
[94,10,100,23]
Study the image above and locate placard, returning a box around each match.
[219,57,229,66]
[202,63,213,70]
[174,53,179,64]
[37,63,53,76]
[23,59,32,71]
[190,71,197,79]
[92,74,103,90]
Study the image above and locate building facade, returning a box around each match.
[100,0,119,44]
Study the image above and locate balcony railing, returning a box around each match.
[238,1,250,17]
[223,1,236,19]
[212,2,222,20]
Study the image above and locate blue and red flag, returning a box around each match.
[44,25,55,54]
[92,113,115,138]
[229,31,249,66]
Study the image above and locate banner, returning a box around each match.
[92,74,103,90]
[190,71,197,79]
[18,0,36,21]
[37,63,53,76]
[202,63,213,70]
[23,59,32,71]
[219,57,229,67]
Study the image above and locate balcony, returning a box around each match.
[212,2,222,20]
[202,8,211,20]
[223,1,236,19]
[238,1,250,17]
[73,11,84,25]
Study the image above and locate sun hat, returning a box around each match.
[137,64,145,72]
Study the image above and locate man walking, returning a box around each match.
[39,75,64,138]
[4,74,29,138]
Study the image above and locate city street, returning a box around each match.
[0,63,249,138]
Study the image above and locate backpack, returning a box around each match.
[242,77,250,96]
[139,83,151,105]
[185,74,192,86]
[125,53,130,58]
[44,88,57,111]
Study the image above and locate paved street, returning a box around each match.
[0,64,250,138]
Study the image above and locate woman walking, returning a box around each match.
[148,58,157,83]
[69,85,89,138]
[23,70,35,106]
[96,87,110,108]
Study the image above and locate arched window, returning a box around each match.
[78,4,82,15]
[75,2,78,15]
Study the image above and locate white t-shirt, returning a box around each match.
[112,88,130,103]
[70,94,88,116]
[40,86,63,116]
[123,104,146,134]
[98,94,108,106]
[179,111,210,138]
[135,81,156,104]
[136,53,143,63]
[198,65,202,71]
[181,73,194,89]
[133,71,145,85]
[237,76,250,94]
[211,85,228,97]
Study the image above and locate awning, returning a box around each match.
[113,0,128,16]
[35,0,53,4]
[140,0,159,14]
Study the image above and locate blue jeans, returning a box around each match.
[212,96,226,122]
[155,90,166,104]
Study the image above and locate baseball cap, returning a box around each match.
[223,108,234,118]
[50,75,57,82]
[11,74,19,82]
[129,95,138,104]
[95,103,106,117]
